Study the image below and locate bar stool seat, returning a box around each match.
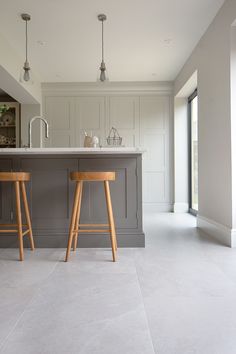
[65,171,117,262]
[0,172,35,261]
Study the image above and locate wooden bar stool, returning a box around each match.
[0,172,35,261]
[65,172,118,262]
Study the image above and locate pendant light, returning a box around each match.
[98,14,108,82]
[20,13,32,83]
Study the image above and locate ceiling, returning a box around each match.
[0,0,225,83]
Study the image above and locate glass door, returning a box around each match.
[188,90,198,214]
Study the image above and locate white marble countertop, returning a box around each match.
[0,147,145,155]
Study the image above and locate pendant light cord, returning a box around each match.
[102,19,104,62]
[25,19,28,62]
[98,14,107,81]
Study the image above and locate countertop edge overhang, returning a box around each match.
[0,147,145,155]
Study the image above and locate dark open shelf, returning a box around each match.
[0,144,16,147]
[0,125,16,128]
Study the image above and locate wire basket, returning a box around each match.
[106,127,122,146]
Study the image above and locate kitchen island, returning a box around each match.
[0,148,145,247]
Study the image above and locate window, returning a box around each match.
[188,90,198,214]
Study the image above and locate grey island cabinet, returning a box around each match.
[0,148,145,248]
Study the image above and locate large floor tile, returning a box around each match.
[0,272,154,354]
[0,248,64,288]
[60,248,136,274]
[144,294,236,354]
[1,307,154,354]
[0,287,36,349]
[136,255,236,298]
[1,213,236,354]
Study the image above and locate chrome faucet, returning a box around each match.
[28,116,49,148]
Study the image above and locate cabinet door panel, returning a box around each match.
[0,159,13,222]
[75,97,105,146]
[44,97,75,147]
[20,158,78,231]
[140,96,166,130]
[50,132,72,148]
[143,171,165,203]
[79,158,138,228]
[108,96,139,147]
[140,96,170,206]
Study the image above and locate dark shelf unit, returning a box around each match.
[0,102,19,148]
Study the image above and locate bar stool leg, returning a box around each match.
[109,201,118,251]
[110,206,118,251]
[104,181,117,262]
[104,183,117,251]
[21,181,35,251]
[15,181,24,261]
[112,217,118,251]
[73,181,83,251]
[65,181,81,262]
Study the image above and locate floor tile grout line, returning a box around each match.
[0,251,63,353]
[133,252,156,354]
[206,255,236,289]
[0,293,37,354]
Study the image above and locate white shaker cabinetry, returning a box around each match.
[43,87,173,211]
[44,97,75,147]
[140,96,171,211]
[107,96,139,147]
[75,97,106,146]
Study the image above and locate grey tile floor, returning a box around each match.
[1,213,236,353]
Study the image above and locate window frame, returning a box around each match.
[188,89,198,216]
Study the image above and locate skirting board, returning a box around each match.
[174,203,189,213]
[143,203,173,213]
[197,215,236,248]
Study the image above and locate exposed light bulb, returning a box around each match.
[100,70,106,82]
[23,60,30,82]
[99,60,108,82]
[23,70,30,81]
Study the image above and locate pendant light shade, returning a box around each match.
[98,14,109,82]
[20,13,33,83]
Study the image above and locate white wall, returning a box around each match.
[230,25,236,241]
[0,33,41,104]
[174,0,236,245]
[42,82,174,212]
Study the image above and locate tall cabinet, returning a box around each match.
[42,83,173,212]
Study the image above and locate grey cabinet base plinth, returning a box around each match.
[0,232,145,248]
[0,154,145,247]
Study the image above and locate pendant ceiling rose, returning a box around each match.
[98,14,107,22]
[21,13,31,21]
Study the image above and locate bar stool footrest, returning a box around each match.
[75,223,110,233]
[74,229,111,233]
[0,224,28,228]
[78,224,109,227]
